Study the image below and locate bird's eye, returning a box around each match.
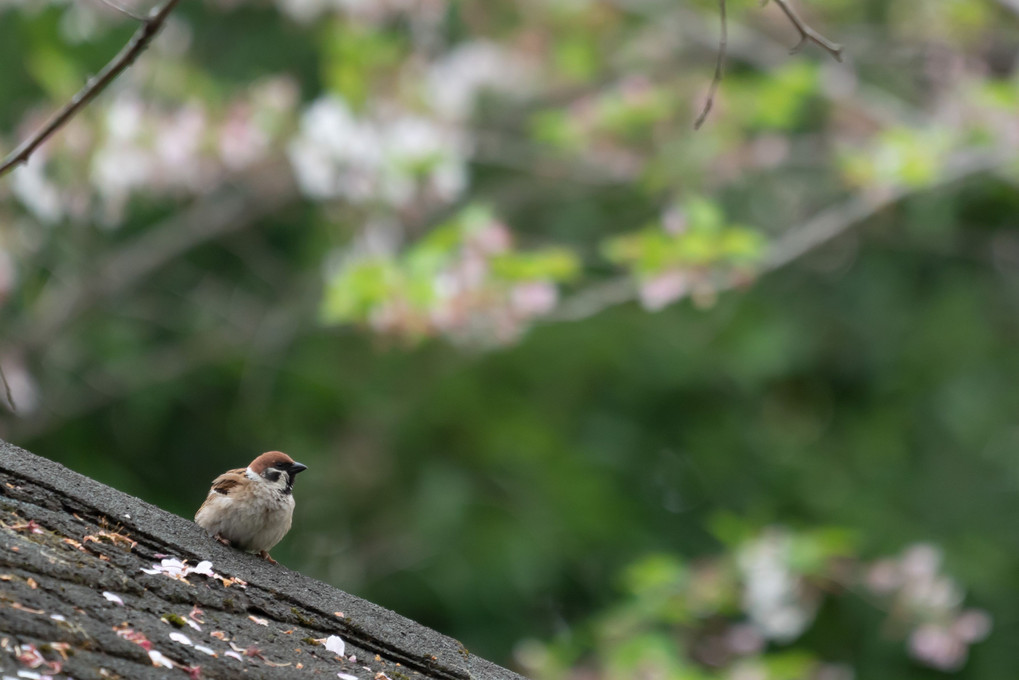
[275,462,288,469]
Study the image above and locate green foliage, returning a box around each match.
[321,257,399,322]
[731,62,820,131]
[840,126,955,189]
[320,21,405,107]
[525,525,982,680]
[2,1,1017,678]
[321,205,581,333]
[603,198,766,275]
[529,110,584,150]
[490,249,580,282]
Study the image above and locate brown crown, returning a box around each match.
[249,451,295,474]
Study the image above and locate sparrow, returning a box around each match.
[194,451,308,565]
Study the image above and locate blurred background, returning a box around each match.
[2,0,1019,677]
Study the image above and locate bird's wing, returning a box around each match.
[209,468,247,495]
[194,468,248,522]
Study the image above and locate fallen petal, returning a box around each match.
[102,592,125,607]
[169,632,193,646]
[192,561,215,577]
[148,650,175,668]
[324,635,346,656]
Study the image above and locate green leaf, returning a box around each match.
[26,45,81,99]
[684,197,725,232]
[621,554,688,598]
[320,258,398,323]
[491,249,581,282]
[720,228,767,262]
[762,650,818,680]
[554,34,599,82]
[530,110,584,151]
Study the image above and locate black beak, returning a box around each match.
[289,462,308,475]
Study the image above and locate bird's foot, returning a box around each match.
[213,533,232,547]
[258,550,279,565]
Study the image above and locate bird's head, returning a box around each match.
[248,451,308,494]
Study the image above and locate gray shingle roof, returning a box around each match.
[0,439,527,680]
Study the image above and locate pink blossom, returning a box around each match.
[638,271,689,311]
[510,281,558,317]
[908,624,966,671]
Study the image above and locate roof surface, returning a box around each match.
[0,439,527,680]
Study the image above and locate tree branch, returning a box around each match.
[695,0,841,128]
[763,151,1007,271]
[8,162,297,356]
[0,0,182,178]
[96,0,147,22]
[550,150,1010,323]
[694,0,727,130]
[767,0,844,62]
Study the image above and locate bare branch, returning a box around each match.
[767,0,844,62]
[9,163,297,355]
[0,0,182,178]
[550,150,1010,323]
[694,0,728,130]
[96,0,147,22]
[763,151,1007,270]
[695,0,841,128]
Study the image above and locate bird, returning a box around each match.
[194,451,308,565]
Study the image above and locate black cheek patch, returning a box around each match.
[264,470,281,483]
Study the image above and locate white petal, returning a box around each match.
[337,674,359,680]
[102,592,125,606]
[169,632,192,646]
[148,650,175,668]
[324,635,345,656]
[192,561,215,576]
[193,645,217,656]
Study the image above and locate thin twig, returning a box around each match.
[96,0,147,22]
[0,361,15,413]
[767,0,843,62]
[695,0,841,128]
[763,151,1006,270]
[0,0,182,178]
[694,0,727,130]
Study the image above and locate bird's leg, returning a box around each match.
[213,533,232,546]
[258,550,279,565]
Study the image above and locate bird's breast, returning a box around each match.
[196,479,296,553]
